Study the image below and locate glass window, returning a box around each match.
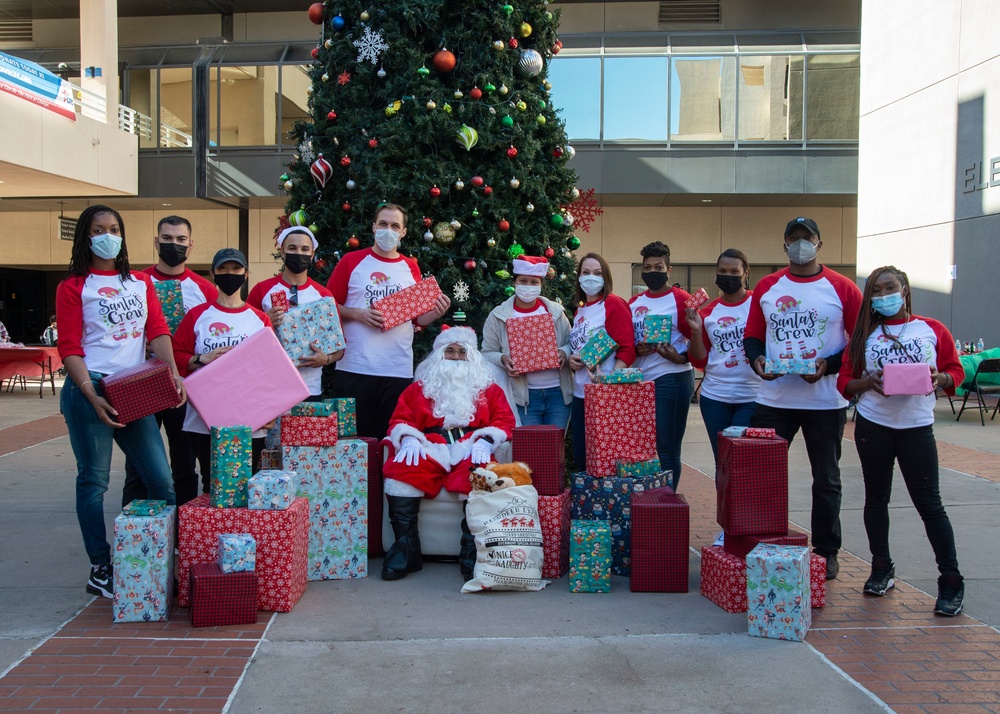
[603,57,667,141]
[159,67,194,149]
[280,64,312,146]
[126,68,158,149]
[670,56,735,141]
[216,65,280,146]
[805,54,860,141]
[737,55,795,141]
[548,56,601,141]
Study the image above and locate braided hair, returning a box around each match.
[846,265,912,377]
[67,205,132,281]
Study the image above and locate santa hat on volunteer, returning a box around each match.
[512,254,549,278]
[432,324,478,353]
[276,226,319,250]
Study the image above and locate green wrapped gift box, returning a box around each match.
[210,425,252,508]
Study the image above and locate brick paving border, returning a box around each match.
[0,416,67,457]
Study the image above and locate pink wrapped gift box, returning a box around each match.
[507,313,561,373]
[882,363,933,395]
[185,328,309,430]
[372,276,443,332]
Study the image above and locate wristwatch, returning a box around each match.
[193,354,204,367]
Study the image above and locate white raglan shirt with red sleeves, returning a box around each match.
[327,248,422,380]
[512,301,561,390]
[628,288,693,381]
[698,294,760,403]
[745,266,862,410]
[246,276,333,395]
[142,266,218,313]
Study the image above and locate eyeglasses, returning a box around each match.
[289,285,299,307]
[444,346,468,357]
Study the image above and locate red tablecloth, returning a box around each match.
[0,347,62,387]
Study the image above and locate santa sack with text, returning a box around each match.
[462,465,547,593]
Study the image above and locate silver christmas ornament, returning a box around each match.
[454,179,465,190]
[377,67,387,78]
[450,219,462,230]
[509,177,521,189]
[424,230,434,242]
[346,179,357,189]
[516,49,544,78]
[526,202,535,212]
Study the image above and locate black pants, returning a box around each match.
[854,414,960,577]
[751,403,846,558]
[122,404,199,507]
[189,432,265,495]
[330,369,411,441]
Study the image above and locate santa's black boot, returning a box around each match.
[459,511,476,581]
[382,496,423,581]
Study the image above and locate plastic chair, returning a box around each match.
[955,358,1000,425]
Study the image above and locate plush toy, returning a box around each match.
[470,462,533,492]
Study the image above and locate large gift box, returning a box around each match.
[154,279,185,334]
[644,314,672,344]
[210,426,252,508]
[724,528,809,560]
[882,363,933,395]
[630,488,689,593]
[538,489,571,579]
[716,433,788,536]
[506,313,561,373]
[511,425,566,496]
[189,563,258,628]
[276,297,347,361]
[248,470,296,510]
[700,545,747,613]
[746,544,811,641]
[372,276,443,332]
[569,520,612,593]
[584,382,657,477]
[100,359,182,424]
[281,415,339,447]
[358,436,384,557]
[112,506,176,622]
[283,439,369,580]
[218,533,256,573]
[177,495,309,612]
[579,328,618,370]
[185,328,309,431]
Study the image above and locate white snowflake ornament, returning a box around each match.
[453,279,471,303]
[354,26,388,65]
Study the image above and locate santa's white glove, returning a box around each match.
[470,438,493,465]
[394,436,426,466]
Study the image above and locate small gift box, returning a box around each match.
[700,545,747,613]
[100,359,182,424]
[615,458,661,479]
[538,489,571,579]
[122,499,167,516]
[248,470,296,511]
[685,288,710,310]
[569,520,612,593]
[371,276,443,332]
[280,415,339,447]
[269,291,289,312]
[512,425,566,496]
[276,297,346,361]
[593,368,644,384]
[744,427,776,439]
[330,398,357,437]
[722,426,747,437]
[579,328,618,370]
[211,425,252,508]
[810,553,826,608]
[154,279,185,334]
[112,506,175,622]
[218,533,256,573]
[765,358,817,375]
[507,313,561,373]
[882,363,933,395]
[189,563,258,628]
[260,448,282,470]
[746,544,811,641]
[630,488,689,593]
[290,401,335,417]
[644,314,673,344]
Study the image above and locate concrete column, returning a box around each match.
[79,0,119,125]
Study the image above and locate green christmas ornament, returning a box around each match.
[472,208,480,217]
[502,4,514,16]
[567,235,581,250]
[539,100,547,109]
[484,83,496,93]
[290,205,309,226]
[455,124,479,151]
[279,173,290,182]
[495,269,512,279]
[507,243,525,259]
[417,65,430,77]
[504,286,516,297]
[442,104,453,114]
[550,213,564,227]
[308,223,319,234]
[536,115,546,125]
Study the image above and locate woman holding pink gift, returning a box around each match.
[838,265,966,616]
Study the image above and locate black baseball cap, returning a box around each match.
[211,248,248,271]
[785,217,820,238]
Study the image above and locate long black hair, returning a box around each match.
[846,265,912,377]
[67,205,131,280]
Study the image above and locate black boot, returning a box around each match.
[934,574,965,617]
[459,513,476,581]
[382,496,423,581]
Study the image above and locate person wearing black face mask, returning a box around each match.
[174,249,275,490]
[686,249,760,463]
[627,241,695,490]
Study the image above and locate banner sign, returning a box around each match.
[0,51,76,120]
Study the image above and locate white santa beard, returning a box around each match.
[419,355,494,429]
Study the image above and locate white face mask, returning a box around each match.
[374,228,402,252]
[786,238,818,265]
[579,274,605,297]
[514,285,541,303]
[90,233,122,260]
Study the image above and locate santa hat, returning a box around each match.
[512,255,549,278]
[276,226,319,250]
[432,325,478,353]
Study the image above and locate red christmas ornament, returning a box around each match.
[368,138,379,149]
[506,146,518,158]
[422,216,433,227]
[498,219,510,232]
[432,48,457,74]
[340,156,351,166]
[544,246,555,258]
[430,185,441,198]
[315,258,328,269]
[552,39,563,55]
[508,37,519,49]
[347,236,360,249]
[483,186,493,196]
[470,87,483,100]
[308,3,325,24]
[471,175,485,187]
[311,47,320,60]
[309,154,333,188]
[327,110,337,121]
[464,259,477,271]
[553,147,563,158]
[342,202,352,212]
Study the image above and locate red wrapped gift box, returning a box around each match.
[716,434,788,536]
[512,425,566,496]
[584,382,657,477]
[178,495,308,612]
[538,489,571,579]
[100,358,182,424]
[507,313,561,373]
[685,287,710,310]
[358,437,385,557]
[810,553,826,608]
[269,291,289,312]
[188,563,258,627]
[723,528,809,560]
[372,276,443,332]
[280,415,339,447]
[630,488,689,593]
[700,545,747,613]
[744,427,776,439]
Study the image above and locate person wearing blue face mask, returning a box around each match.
[55,205,184,600]
[837,266,966,616]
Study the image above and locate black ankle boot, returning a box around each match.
[934,574,965,617]
[382,496,423,581]
[863,556,895,596]
[459,515,476,581]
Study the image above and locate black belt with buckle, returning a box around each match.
[426,426,473,444]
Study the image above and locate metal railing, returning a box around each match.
[117,104,193,148]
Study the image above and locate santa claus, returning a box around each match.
[381,325,516,581]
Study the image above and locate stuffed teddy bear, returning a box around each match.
[469,462,533,492]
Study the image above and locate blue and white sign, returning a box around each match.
[0,50,76,120]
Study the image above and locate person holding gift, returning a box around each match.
[481,255,573,428]
[628,241,694,489]
[326,203,451,439]
[686,249,761,463]
[176,248,274,489]
[838,266,966,616]
[56,205,184,599]
[568,253,636,470]
[247,226,343,400]
[743,217,863,580]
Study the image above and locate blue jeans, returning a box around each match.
[517,387,571,429]
[61,375,175,566]
[654,371,695,490]
[700,395,756,463]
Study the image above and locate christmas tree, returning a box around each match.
[282,0,584,355]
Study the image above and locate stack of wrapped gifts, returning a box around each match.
[513,425,570,579]
[112,501,176,622]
